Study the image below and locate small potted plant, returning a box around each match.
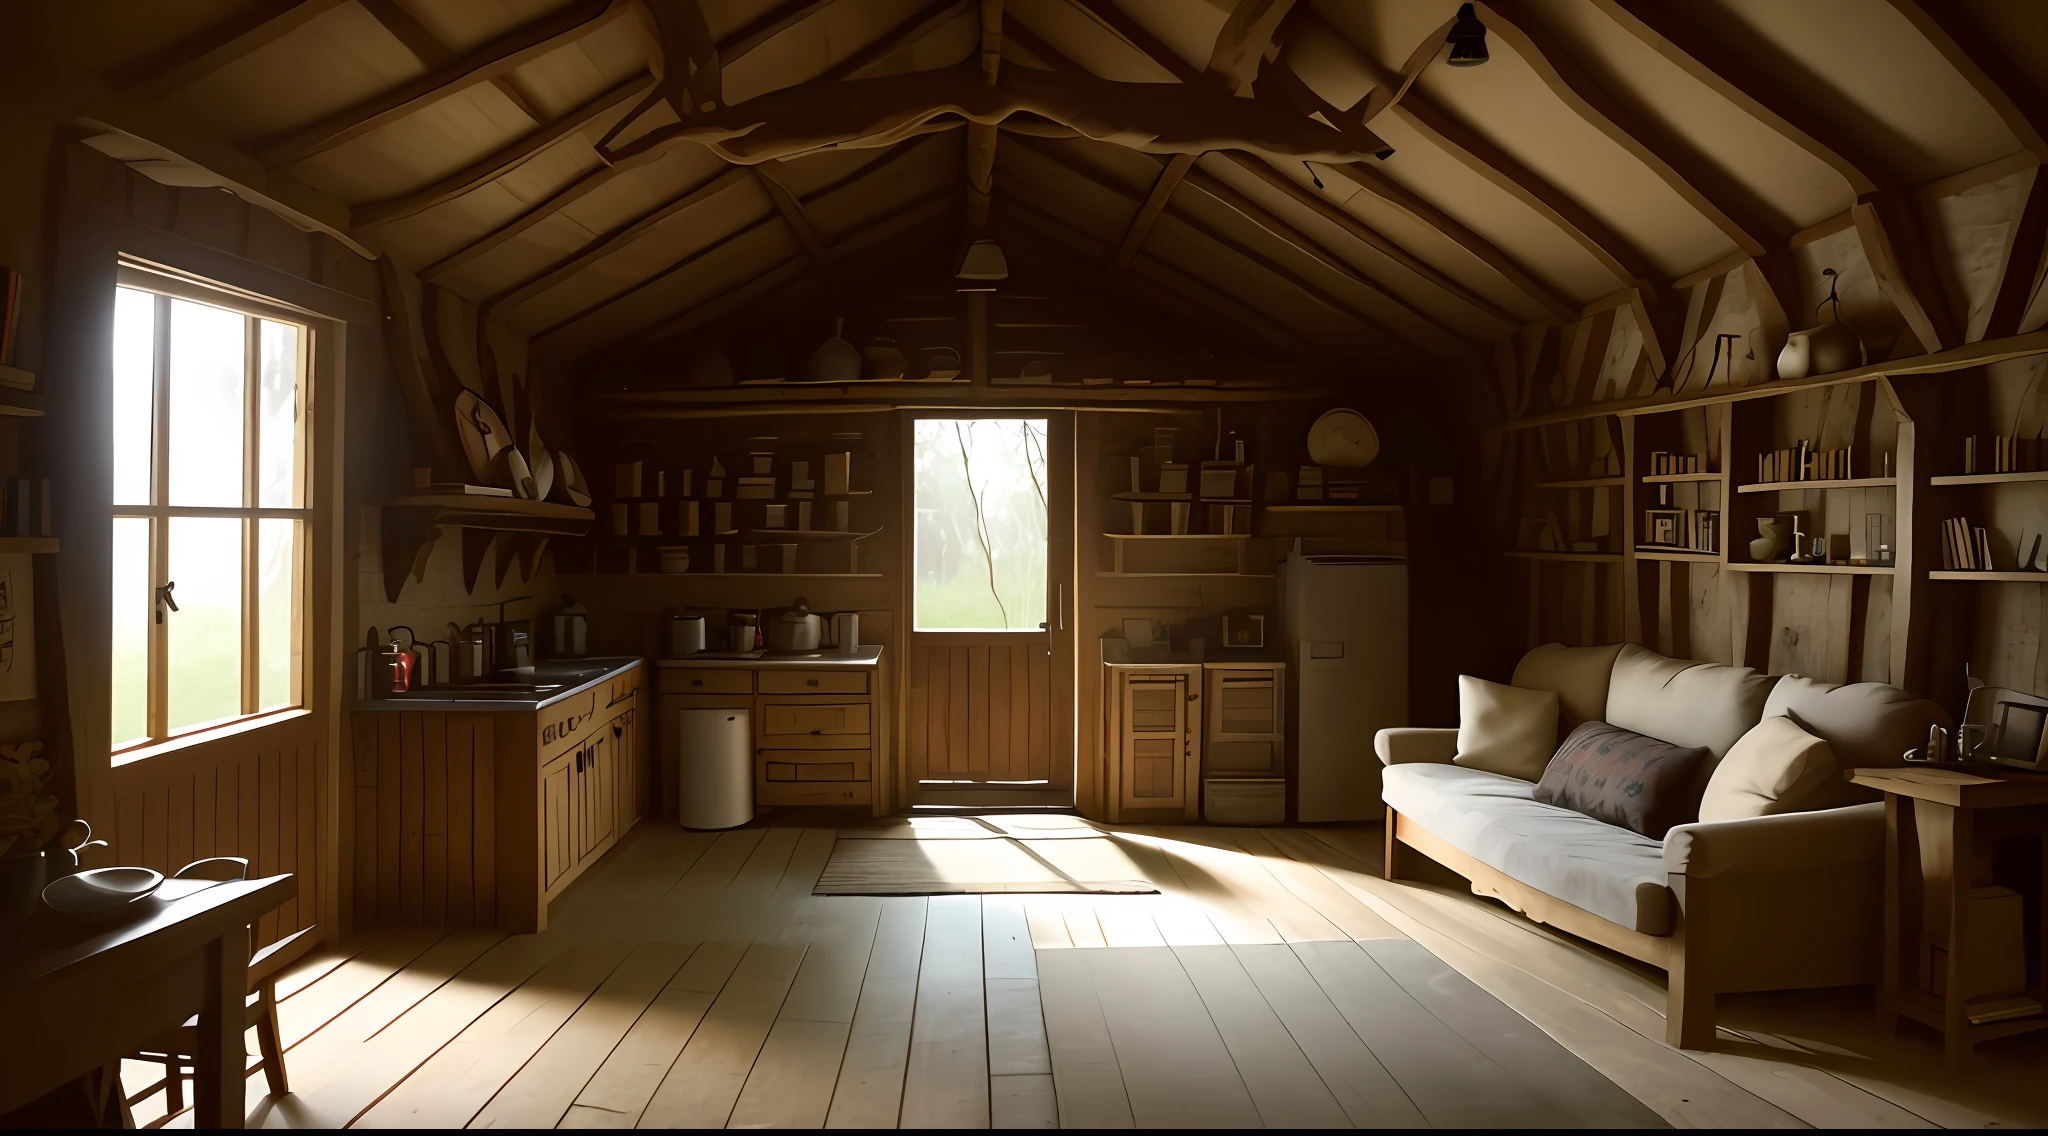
[0,742,64,919]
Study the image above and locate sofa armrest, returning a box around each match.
[1376,727,1458,767]
[1664,802,1884,879]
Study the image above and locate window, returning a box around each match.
[913,418,1048,631]
[111,270,309,754]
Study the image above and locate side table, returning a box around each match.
[1849,765,2048,1060]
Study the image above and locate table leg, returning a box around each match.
[1942,804,1975,1063]
[1879,795,1906,1032]
[194,930,250,1127]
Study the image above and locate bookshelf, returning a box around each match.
[1737,477,1895,494]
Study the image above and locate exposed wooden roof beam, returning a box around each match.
[752,163,837,278]
[968,0,1004,231]
[1596,0,1958,350]
[106,0,350,98]
[351,72,653,229]
[1112,153,1195,270]
[1065,0,1202,83]
[1222,153,1516,325]
[257,0,629,166]
[484,166,753,315]
[827,0,974,82]
[419,1,821,283]
[1886,1,2048,163]
[1981,167,2048,342]
[1012,137,1440,350]
[1478,1,1774,256]
[358,0,546,123]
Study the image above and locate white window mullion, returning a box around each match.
[242,315,260,716]
[147,293,171,744]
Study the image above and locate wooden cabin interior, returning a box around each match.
[8,0,2048,1128]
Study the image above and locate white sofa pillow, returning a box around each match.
[1606,644,1775,762]
[1699,715,1838,822]
[1512,642,1622,736]
[1453,676,1559,781]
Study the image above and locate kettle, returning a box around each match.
[767,597,823,654]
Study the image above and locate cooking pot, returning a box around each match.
[768,598,823,654]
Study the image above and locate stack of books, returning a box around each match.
[0,477,49,537]
[1758,442,1854,483]
[1296,466,1324,501]
[1647,452,1704,475]
[1941,516,1996,570]
[1963,435,2037,474]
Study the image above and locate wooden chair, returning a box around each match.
[123,857,309,1120]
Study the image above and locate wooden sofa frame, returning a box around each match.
[1384,806,1718,1048]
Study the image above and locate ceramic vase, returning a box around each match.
[1750,516,1788,562]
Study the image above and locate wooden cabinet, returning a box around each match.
[1103,664,1202,819]
[1204,664,1285,777]
[541,749,573,892]
[656,651,887,817]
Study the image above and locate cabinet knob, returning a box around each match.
[807,678,819,687]
[691,678,704,687]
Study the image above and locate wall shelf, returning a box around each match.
[1725,562,1893,575]
[0,384,45,418]
[1641,473,1721,483]
[743,529,875,540]
[1504,550,1623,563]
[1102,532,1252,540]
[1532,477,1625,489]
[1096,571,1274,579]
[1634,547,1719,562]
[1736,477,1896,494]
[1929,571,2048,582]
[626,572,884,579]
[1928,471,2048,486]
[1262,504,1403,513]
[381,496,594,602]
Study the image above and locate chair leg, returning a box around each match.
[164,1055,184,1113]
[1666,884,1716,1049]
[256,990,289,1096]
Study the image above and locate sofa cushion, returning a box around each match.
[1700,715,1838,822]
[1453,676,1558,780]
[1513,642,1622,737]
[1762,675,1950,806]
[1605,645,1774,800]
[1383,763,1674,934]
[1534,721,1710,838]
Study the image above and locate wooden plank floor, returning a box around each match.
[128,818,2048,1129]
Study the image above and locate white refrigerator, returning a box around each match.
[1278,548,1408,822]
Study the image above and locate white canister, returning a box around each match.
[832,612,860,655]
[670,614,706,656]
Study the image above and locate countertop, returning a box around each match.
[353,656,642,712]
[657,646,883,667]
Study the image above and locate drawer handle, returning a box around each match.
[810,729,823,735]
[807,678,819,686]
[691,678,704,687]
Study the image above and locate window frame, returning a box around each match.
[112,263,315,757]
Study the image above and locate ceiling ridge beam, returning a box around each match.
[358,0,547,124]
[352,71,653,229]
[105,0,350,98]
[419,2,823,283]
[257,0,628,166]
[827,0,975,83]
[1477,1,1774,256]
[1112,153,1195,270]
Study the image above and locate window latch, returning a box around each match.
[154,581,178,624]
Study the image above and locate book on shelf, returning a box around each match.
[714,501,735,535]
[677,500,700,536]
[637,501,662,535]
[823,452,851,496]
[0,477,50,537]
[1963,434,2037,475]
[1647,452,1704,476]
[1941,516,2000,570]
[1642,507,1719,553]
[1169,501,1190,535]
[613,460,643,498]
[1758,441,1854,483]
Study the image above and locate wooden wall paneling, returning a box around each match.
[907,646,929,787]
[143,780,168,877]
[260,749,281,943]
[377,713,402,922]
[475,713,497,929]
[168,774,193,874]
[1619,415,1642,643]
[353,713,378,929]
[1885,379,1939,696]
[968,646,990,777]
[1028,645,1050,784]
[401,713,425,924]
[425,713,448,926]
[448,714,475,926]
[948,648,970,775]
[988,646,1013,781]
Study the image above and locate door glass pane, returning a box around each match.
[168,298,245,507]
[913,418,1048,631]
[167,517,242,732]
[112,288,155,506]
[111,517,150,748]
[257,519,297,710]
[257,320,300,508]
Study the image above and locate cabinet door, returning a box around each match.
[612,706,639,831]
[579,727,616,862]
[542,752,574,891]
[1206,668,1283,776]
[1119,672,1192,812]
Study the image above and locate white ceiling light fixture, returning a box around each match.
[955,237,1009,281]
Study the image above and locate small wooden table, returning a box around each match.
[1850,766,2048,1060]
[0,873,295,1125]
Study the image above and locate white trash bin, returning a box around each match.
[678,707,752,830]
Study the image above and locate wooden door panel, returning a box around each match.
[542,756,571,890]
[909,641,1052,788]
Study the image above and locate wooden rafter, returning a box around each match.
[1221,153,1515,325]
[1478,1,1775,257]
[967,0,1004,232]
[1889,2,2048,165]
[1112,154,1193,270]
[1981,167,2048,342]
[420,1,821,283]
[1205,0,1297,96]
[358,0,545,123]
[752,163,836,277]
[352,72,653,229]
[826,0,974,82]
[257,0,629,166]
[1065,0,1201,83]
[1012,137,1436,349]
[106,0,349,98]
[483,167,753,316]
[1597,0,1959,350]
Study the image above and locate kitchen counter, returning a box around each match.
[354,656,643,712]
[658,646,882,668]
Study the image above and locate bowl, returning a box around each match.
[42,865,164,918]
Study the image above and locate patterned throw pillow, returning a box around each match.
[1533,721,1710,838]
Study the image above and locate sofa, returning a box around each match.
[1375,642,1946,1048]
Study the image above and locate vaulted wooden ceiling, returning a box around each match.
[60,0,2048,379]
